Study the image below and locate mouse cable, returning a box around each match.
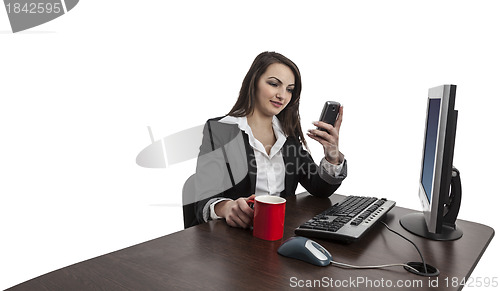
[379,221,429,275]
[330,260,419,273]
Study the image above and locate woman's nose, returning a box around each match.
[276,89,286,100]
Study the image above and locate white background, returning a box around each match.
[1,1,498,289]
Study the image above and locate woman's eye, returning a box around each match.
[287,88,294,93]
[268,82,278,87]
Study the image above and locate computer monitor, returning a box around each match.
[400,84,463,241]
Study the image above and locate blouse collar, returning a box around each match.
[219,115,287,158]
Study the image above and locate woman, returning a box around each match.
[193,51,347,228]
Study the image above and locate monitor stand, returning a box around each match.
[400,213,463,241]
[400,167,463,241]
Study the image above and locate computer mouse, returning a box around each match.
[277,236,333,267]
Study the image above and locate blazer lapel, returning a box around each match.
[242,132,257,195]
[281,138,296,197]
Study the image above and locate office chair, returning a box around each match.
[182,174,200,229]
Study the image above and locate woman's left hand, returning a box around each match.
[307,106,344,165]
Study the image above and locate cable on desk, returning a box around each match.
[330,260,420,273]
[379,221,428,274]
[379,221,439,277]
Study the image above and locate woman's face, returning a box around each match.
[254,63,295,118]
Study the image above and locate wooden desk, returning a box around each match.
[7,193,494,290]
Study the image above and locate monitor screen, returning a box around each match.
[421,98,441,202]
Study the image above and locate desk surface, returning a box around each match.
[8,193,494,291]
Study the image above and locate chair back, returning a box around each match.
[182,174,199,228]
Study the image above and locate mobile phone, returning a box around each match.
[318,101,340,131]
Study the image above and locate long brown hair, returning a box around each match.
[228,51,307,148]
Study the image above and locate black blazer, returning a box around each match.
[193,117,347,223]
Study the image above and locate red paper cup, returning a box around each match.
[249,195,286,241]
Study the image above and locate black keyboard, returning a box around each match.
[295,195,396,243]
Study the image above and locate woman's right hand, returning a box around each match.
[215,195,255,228]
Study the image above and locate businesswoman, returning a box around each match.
[193,51,347,228]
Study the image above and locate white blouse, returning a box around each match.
[220,115,287,196]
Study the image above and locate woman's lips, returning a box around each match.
[270,100,283,108]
